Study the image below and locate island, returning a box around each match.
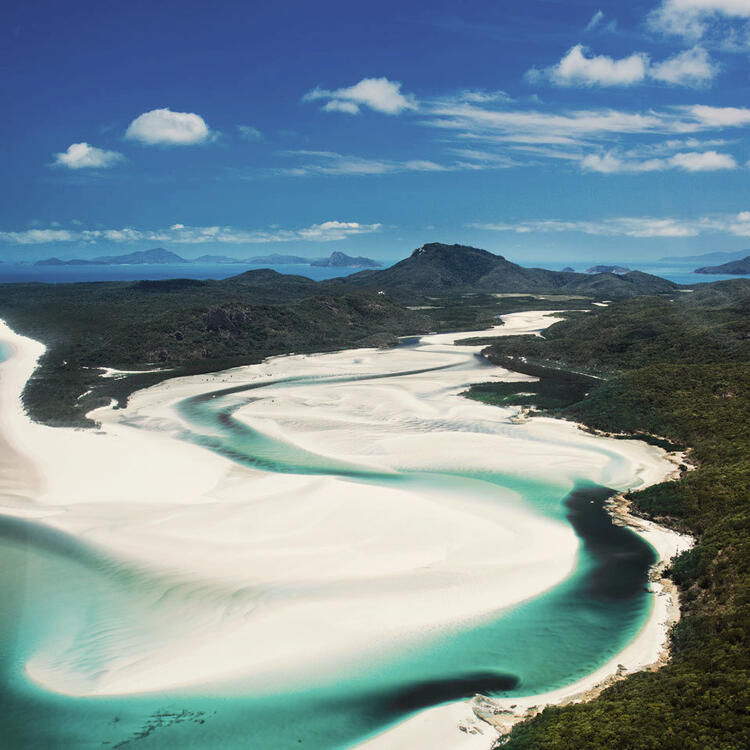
[33,248,382,268]
[310,251,382,268]
[660,249,749,264]
[35,248,188,265]
[694,255,750,275]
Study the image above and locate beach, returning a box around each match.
[0,311,691,749]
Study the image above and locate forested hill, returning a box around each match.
[480,278,750,750]
[317,243,679,299]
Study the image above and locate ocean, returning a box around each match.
[0,259,746,286]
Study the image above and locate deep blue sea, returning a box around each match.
[0,259,745,287]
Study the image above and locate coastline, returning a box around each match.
[470,488,692,743]
[357,432,692,749]
[0,315,692,749]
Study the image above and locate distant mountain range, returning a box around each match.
[660,249,750,264]
[34,248,382,268]
[695,255,750,275]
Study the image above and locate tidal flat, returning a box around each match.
[0,312,689,749]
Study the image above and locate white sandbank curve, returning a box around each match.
[0,312,689,749]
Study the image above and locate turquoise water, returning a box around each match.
[0,349,659,749]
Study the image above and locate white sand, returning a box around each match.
[0,312,689,748]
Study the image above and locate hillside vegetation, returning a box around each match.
[479,280,750,750]
[0,271,589,427]
[323,243,678,300]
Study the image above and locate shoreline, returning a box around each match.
[357,434,692,749]
[0,314,692,749]
[470,487,692,743]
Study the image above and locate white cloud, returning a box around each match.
[323,100,361,114]
[275,148,518,177]
[529,43,719,88]
[472,210,750,238]
[581,148,736,172]
[0,221,382,246]
[473,217,699,237]
[423,96,750,161]
[457,90,513,104]
[581,152,664,172]
[669,149,737,169]
[427,102,665,143]
[52,142,125,169]
[0,229,78,244]
[296,220,381,240]
[648,0,750,39]
[649,46,719,86]
[585,10,605,31]
[237,125,262,141]
[125,108,213,146]
[304,77,417,115]
[687,104,750,126]
[537,44,649,86]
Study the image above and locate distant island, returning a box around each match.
[34,248,382,268]
[36,248,188,266]
[585,265,630,275]
[310,251,382,268]
[245,253,310,265]
[660,249,750,264]
[561,266,575,272]
[694,255,750,275]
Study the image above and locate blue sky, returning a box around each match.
[2,0,750,263]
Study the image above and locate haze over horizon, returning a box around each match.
[2,0,750,264]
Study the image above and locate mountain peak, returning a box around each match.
[410,242,505,261]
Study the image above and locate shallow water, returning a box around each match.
[0,341,659,749]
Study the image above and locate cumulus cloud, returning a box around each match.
[0,221,382,246]
[534,44,649,86]
[304,77,417,115]
[648,0,750,39]
[295,220,381,240]
[529,44,719,88]
[581,148,737,172]
[52,143,125,169]
[125,108,213,145]
[649,46,719,85]
[669,149,737,169]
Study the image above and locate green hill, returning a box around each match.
[318,243,678,299]
[695,255,750,275]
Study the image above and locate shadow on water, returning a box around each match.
[565,484,656,601]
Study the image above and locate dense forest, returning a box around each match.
[475,280,750,749]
